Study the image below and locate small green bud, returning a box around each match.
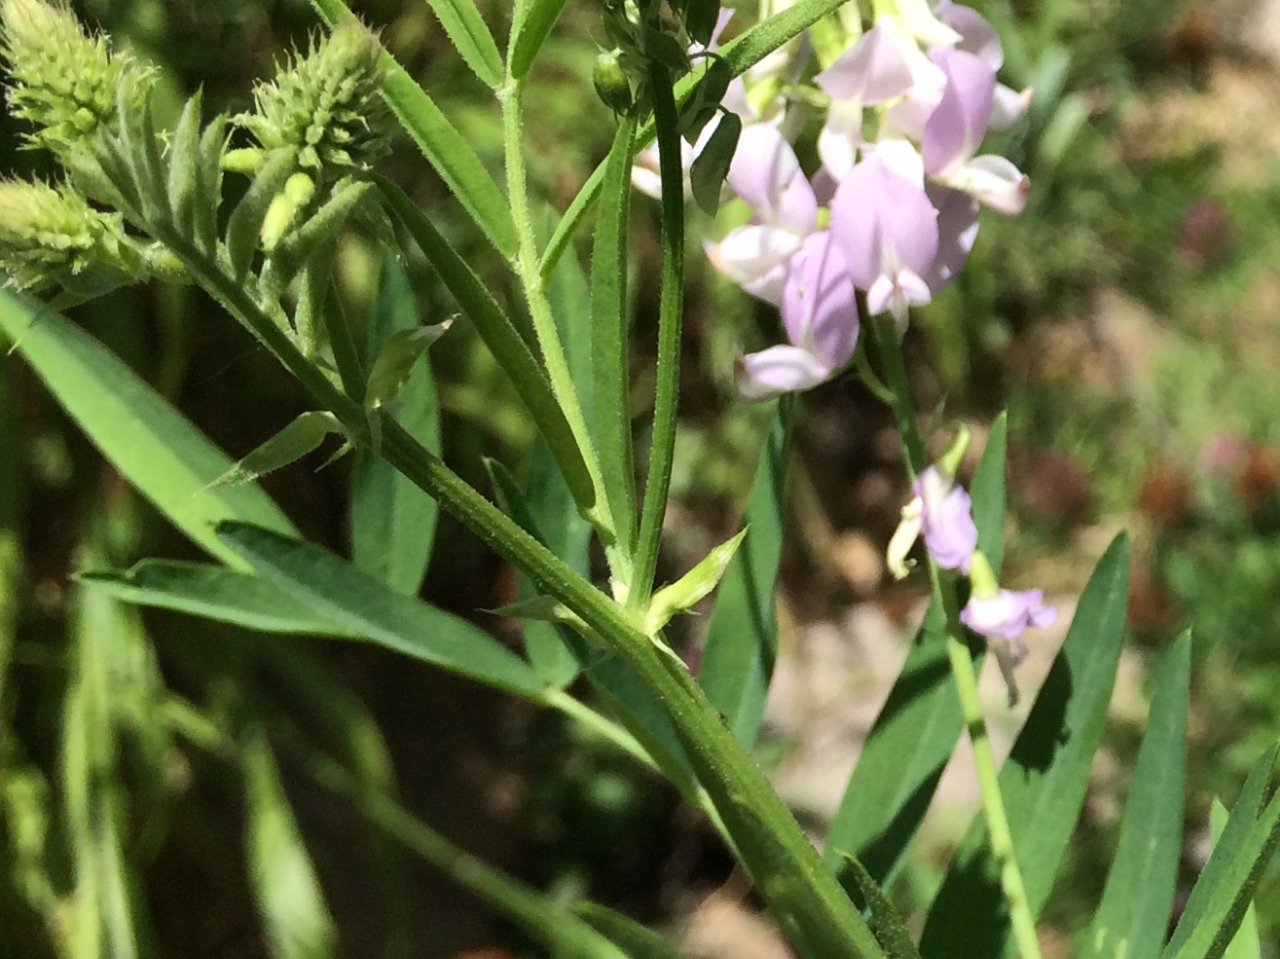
[0,0,153,154]
[592,50,632,113]
[221,147,267,175]
[234,17,390,183]
[0,177,143,297]
[259,172,316,252]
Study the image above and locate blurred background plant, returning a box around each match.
[2,0,1280,956]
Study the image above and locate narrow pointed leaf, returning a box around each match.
[590,111,638,557]
[351,255,441,595]
[217,521,546,699]
[576,902,685,959]
[837,853,923,959]
[167,91,204,243]
[0,294,296,566]
[76,561,359,637]
[920,534,1131,958]
[1082,631,1189,959]
[377,175,595,512]
[1212,801,1263,959]
[646,527,746,634]
[824,412,1005,877]
[194,114,228,255]
[421,0,504,88]
[508,0,571,79]
[308,0,517,256]
[1162,743,1280,959]
[696,404,787,749]
[244,735,337,959]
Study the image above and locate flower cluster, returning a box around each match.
[889,434,1056,704]
[693,1,1030,399]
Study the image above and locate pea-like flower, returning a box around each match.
[887,457,978,579]
[961,550,1058,705]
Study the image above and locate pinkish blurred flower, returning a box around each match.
[935,0,1032,131]
[961,587,1058,641]
[916,465,978,571]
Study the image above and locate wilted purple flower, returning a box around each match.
[960,586,1058,641]
[915,465,978,571]
[829,154,938,322]
[923,48,1029,214]
[738,230,858,399]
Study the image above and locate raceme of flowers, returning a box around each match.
[666,1,1031,401]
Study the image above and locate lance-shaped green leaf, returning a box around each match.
[689,111,740,215]
[76,561,360,637]
[377,174,595,512]
[698,402,788,749]
[307,0,517,257]
[679,57,735,141]
[193,113,227,256]
[920,534,1131,959]
[824,413,1006,879]
[420,0,504,88]
[1212,800,1263,959]
[217,521,547,699]
[166,90,206,248]
[244,733,337,959]
[1162,743,1280,959]
[213,411,348,487]
[590,111,638,558]
[507,0,571,79]
[575,902,685,959]
[364,321,452,413]
[0,292,295,566]
[837,853,923,959]
[350,254,441,595]
[644,528,747,635]
[683,0,722,47]
[1082,631,1189,959]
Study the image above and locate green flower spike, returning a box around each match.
[0,0,152,154]
[232,17,390,183]
[0,177,146,298]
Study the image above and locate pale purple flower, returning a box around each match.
[829,154,938,322]
[923,48,1029,214]
[705,123,818,304]
[934,0,1031,131]
[922,182,980,292]
[737,230,859,399]
[960,587,1058,641]
[915,465,978,571]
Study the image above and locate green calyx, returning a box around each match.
[234,17,390,183]
[0,0,153,154]
[0,178,144,297]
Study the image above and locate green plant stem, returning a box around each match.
[499,74,628,584]
[628,64,684,615]
[870,312,1044,959]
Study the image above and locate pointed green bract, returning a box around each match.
[837,853,923,959]
[216,521,547,699]
[1162,743,1280,959]
[920,534,1131,958]
[1083,632,1189,959]
[0,293,296,566]
[76,562,359,637]
[420,0,504,88]
[646,528,747,635]
[698,404,788,748]
[824,413,1005,879]
[213,411,347,487]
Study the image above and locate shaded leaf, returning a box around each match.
[690,111,740,216]
[837,853,923,959]
[214,412,347,487]
[576,902,685,959]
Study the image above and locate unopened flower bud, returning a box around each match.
[592,49,633,113]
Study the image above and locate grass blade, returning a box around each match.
[507,0,571,79]
[824,414,1006,879]
[837,853,923,959]
[76,561,359,637]
[217,521,546,699]
[308,0,517,256]
[350,254,441,595]
[1162,743,1280,959]
[1082,631,1190,959]
[419,0,504,88]
[698,401,789,748]
[919,534,1131,959]
[1212,800,1264,959]
[575,902,685,959]
[0,293,296,566]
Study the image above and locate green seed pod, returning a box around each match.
[592,49,633,113]
[234,17,390,183]
[0,177,144,297]
[0,0,153,154]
